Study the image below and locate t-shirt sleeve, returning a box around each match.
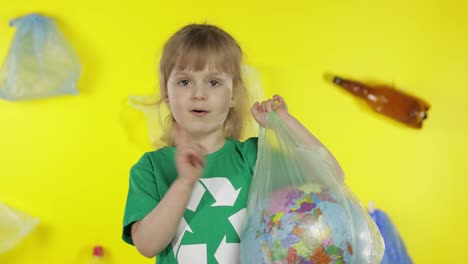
[122,153,160,245]
[242,137,259,171]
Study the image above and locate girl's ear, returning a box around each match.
[230,99,235,108]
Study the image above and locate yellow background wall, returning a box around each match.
[1,0,467,263]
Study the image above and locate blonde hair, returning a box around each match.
[155,23,250,146]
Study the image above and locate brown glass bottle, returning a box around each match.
[332,76,430,128]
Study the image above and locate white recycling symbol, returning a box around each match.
[171,177,247,264]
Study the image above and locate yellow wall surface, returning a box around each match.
[1,0,467,263]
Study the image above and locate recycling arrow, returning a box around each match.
[171,217,192,257]
[186,181,205,211]
[214,236,240,264]
[228,208,247,238]
[200,177,241,207]
[172,177,246,263]
[178,244,207,263]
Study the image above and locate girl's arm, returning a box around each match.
[131,178,198,257]
[132,125,205,258]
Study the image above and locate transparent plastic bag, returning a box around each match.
[126,93,168,150]
[369,206,413,264]
[241,112,384,263]
[0,202,39,254]
[0,14,81,101]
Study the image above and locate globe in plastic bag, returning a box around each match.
[0,202,39,254]
[0,14,81,101]
[241,112,384,264]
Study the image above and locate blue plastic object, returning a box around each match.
[370,209,413,264]
[0,14,81,101]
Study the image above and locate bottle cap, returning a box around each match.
[333,76,343,85]
[93,245,104,257]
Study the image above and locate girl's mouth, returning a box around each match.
[191,109,208,116]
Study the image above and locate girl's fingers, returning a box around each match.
[266,99,274,112]
[258,96,286,112]
[254,96,287,115]
[253,103,262,118]
[261,101,267,112]
[251,101,260,113]
[184,148,205,168]
[274,94,285,104]
[190,152,204,168]
[175,123,205,169]
[260,99,275,112]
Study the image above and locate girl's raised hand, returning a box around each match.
[173,123,205,187]
[251,94,289,127]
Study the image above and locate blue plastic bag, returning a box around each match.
[369,208,413,264]
[0,14,81,101]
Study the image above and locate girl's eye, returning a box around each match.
[209,80,221,87]
[178,80,190,86]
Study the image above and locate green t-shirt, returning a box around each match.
[122,137,258,264]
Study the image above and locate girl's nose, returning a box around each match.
[192,85,207,100]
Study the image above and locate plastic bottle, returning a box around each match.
[332,76,430,128]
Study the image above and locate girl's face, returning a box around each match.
[166,65,233,138]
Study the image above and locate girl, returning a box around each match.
[122,23,324,264]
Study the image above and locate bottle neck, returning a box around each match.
[333,77,372,99]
